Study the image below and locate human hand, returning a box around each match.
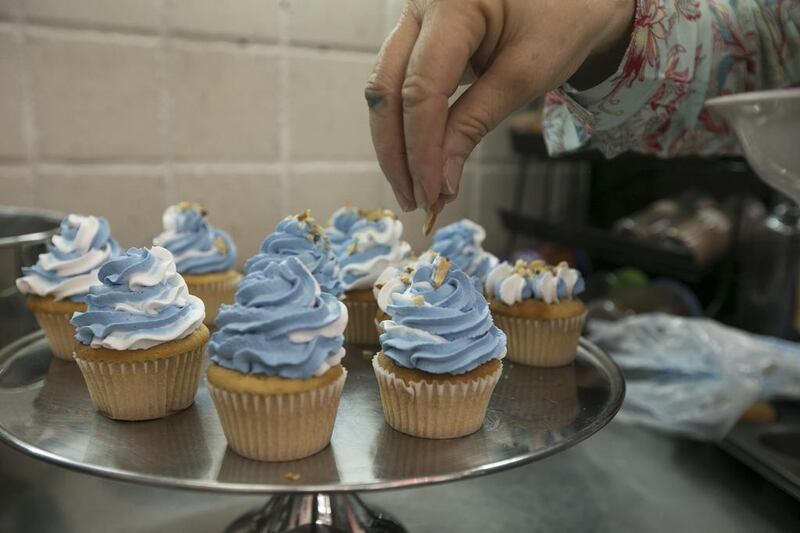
[366,0,634,212]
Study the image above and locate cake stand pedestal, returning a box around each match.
[0,333,624,533]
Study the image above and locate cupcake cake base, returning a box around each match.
[493,312,586,367]
[74,325,209,421]
[343,289,380,346]
[373,353,502,439]
[207,364,347,462]
[26,295,85,361]
[491,299,586,367]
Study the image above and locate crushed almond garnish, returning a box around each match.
[529,259,546,274]
[433,257,451,287]
[177,201,207,216]
[400,274,411,284]
[423,204,440,236]
[359,207,396,222]
[412,295,425,306]
[213,235,228,254]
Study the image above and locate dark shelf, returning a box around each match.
[500,210,714,282]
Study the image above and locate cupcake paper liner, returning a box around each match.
[343,298,380,346]
[207,369,347,462]
[186,274,241,327]
[493,311,587,367]
[75,342,206,421]
[372,355,502,439]
[33,310,81,361]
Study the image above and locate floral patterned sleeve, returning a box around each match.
[543,0,800,158]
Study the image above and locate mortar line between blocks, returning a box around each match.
[278,0,291,215]
[155,0,172,206]
[15,0,40,197]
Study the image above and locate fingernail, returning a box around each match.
[411,178,429,210]
[398,195,415,212]
[442,157,464,195]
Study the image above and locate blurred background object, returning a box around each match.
[0,207,61,346]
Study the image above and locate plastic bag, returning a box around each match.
[587,314,800,441]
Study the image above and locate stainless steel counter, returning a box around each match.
[2,419,798,532]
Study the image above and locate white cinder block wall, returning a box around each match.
[0,0,517,265]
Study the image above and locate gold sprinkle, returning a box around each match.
[412,295,425,306]
[359,207,397,222]
[296,209,311,222]
[400,274,411,284]
[423,203,441,237]
[405,266,415,274]
[433,257,451,287]
[177,201,207,216]
[305,234,314,241]
[285,472,301,482]
[346,242,358,255]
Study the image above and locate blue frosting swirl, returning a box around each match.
[431,219,497,281]
[244,213,344,297]
[17,214,120,303]
[71,247,205,350]
[209,257,347,379]
[327,207,362,252]
[380,257,506,374]
[153,204,236,274]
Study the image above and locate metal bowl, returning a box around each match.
[706,88,800,204]
[0,206,63,345]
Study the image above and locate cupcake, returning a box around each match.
[206,257,348,461]
[430,219,498,284]
[153,201,240,326]
[486,260,586,367]
[71,246,208,421]
[16,214,120,360]
[244,210,343,297]
[373,254,506,439]
[329,208,412,345]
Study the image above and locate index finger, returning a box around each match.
[366,7,421,212]
[401,3,485,208]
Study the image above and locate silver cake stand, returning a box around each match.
[0,332,624,532]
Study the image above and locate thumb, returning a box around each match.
[441,55,536,196]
